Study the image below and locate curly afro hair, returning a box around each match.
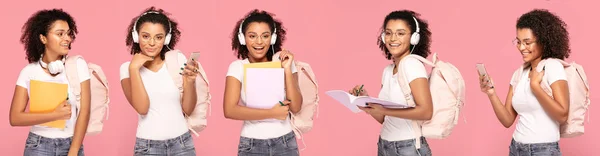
[517,9,570,60]
[125,6,181,60]
[377,10,432,59]
[231,9,286,61]
[20,8,77,63]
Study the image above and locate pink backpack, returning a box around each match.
[64,55,110,135]
[165,50,211,137]
[396,53,465,148]
[512,58,590,138]
[272,53,319,140]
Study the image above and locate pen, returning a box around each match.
[356,84,364,96]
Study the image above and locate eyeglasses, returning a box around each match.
[512,39,536,48]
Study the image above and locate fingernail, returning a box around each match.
[180,67,184,70]
[192,58,195,61]
[365,103,369,106]
[184,63,187,66]
[179,73,182,75]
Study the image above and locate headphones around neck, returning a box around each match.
[39,54,66,75]
[381,16,420,46]
[237,18,277,45]
[132,11,172,45]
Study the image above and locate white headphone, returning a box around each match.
[39,54,66,75]
[237,18,277,45]
[132,11,172,45]
[381,16,420,46]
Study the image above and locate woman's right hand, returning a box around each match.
[349,85,368,96]
[270,100,290,120]
[129,53,154,69]
[54,101,71,120]
[479,74,496,96]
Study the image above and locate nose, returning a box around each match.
[517,43,526,51]
[390,34,398,42]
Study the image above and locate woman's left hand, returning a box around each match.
[278,49,294,71]
[182,59,200,83]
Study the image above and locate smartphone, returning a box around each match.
[476,63,488,76]
[189,52,200,62]
[476,63,494,87]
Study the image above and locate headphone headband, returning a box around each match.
[132,11,173,45]
[237,16,278,45]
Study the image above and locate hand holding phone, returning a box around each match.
[476,63,495,93]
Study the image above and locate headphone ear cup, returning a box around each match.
[270,34,277,45]
[132,31,139,43]
[164,33,172,45]
[410,33,420,45]
[381,33,386,44]
[47,60,65,74]
[238,32,246,45]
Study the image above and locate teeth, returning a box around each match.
[390,44,400,47]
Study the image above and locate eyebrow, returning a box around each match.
[140,32,165,36]
[246,31,272,34]
[385,29,407,32]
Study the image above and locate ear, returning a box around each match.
[39,34,47,44]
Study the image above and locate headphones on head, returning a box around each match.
[237,18,277,45]
[39,54,66,75]
[381,16,420,46]
[132,11,172,45]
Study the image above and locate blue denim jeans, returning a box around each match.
[509,139,561,156]
[238,132,299,156]
[23,132,84,156]
[377,136,432,156]
[134,131,196,156]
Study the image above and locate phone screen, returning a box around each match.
[476,63,487,76]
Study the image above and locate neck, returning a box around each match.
[144,56,164,68]
[248,57,268,63]
[392,51,411,65]
[528,57,542,70]
[41,51,62,63]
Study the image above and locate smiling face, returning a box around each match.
[243,22,273,61]
[383,19,412,58]
[137,22,167,58]
[40,20,72,56]
[515,28,542,63]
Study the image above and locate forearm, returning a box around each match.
[487,93,516,128]
[69,108,89,154]
[224,105,275,121]
[382,106,431,120]
[10,112,61,126]
[181,80,197,115]
[285,70,302,113]
[128,69,150,115]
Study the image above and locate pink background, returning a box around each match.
[1,0,599,155]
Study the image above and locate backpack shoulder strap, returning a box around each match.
[65,55,83,102]
[165,50,184,94]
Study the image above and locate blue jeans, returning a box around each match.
[377,136,432,156]
[134,131,196,156]
[238,132,299,156]
[23,132,84,156]
[509,139,561,156]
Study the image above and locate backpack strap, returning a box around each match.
[64,55,83,113]
[165,50,184,95]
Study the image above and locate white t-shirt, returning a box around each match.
[379,57,428,141]
[511,59,567,144]
[119,53,189,140]
[226,59,297,139]
[16,58,90,138]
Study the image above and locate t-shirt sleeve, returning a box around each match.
[16,66,31,89]
[401,57,428,83]
[544,59,567,85]
[120,62,131,81]
[76,58,91,83]
[226,60,243,82]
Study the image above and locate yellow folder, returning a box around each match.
[243,61,282,91]
[29,80,68,129]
